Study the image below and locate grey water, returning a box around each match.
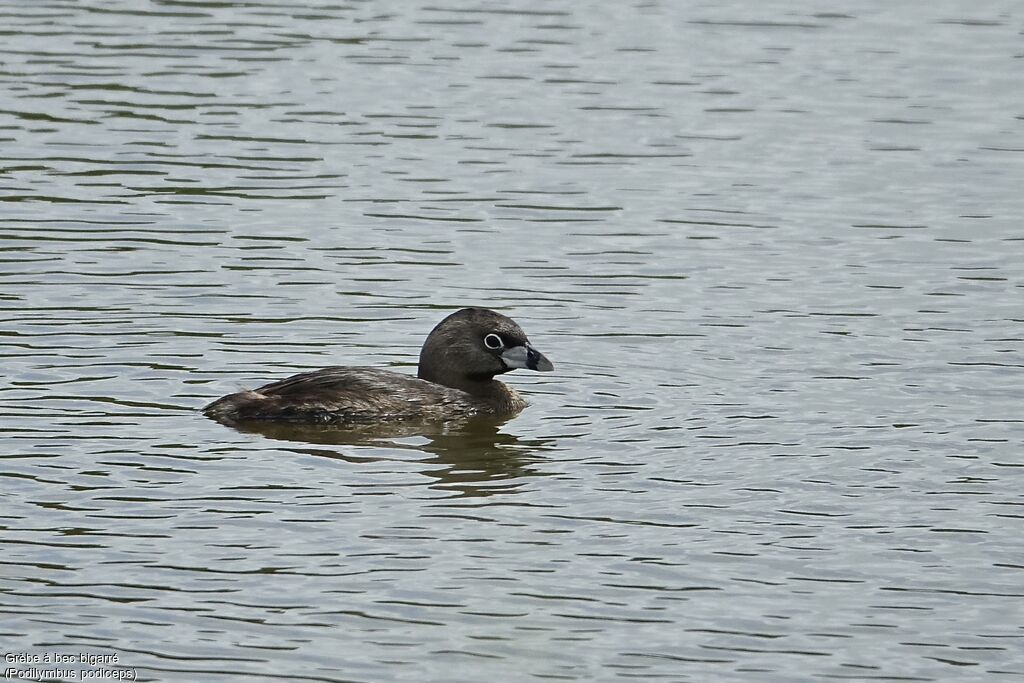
[2,1,1022,681]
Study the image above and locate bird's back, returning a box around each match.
[202,366,522,424]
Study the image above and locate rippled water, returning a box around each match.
[2,1,1023,681]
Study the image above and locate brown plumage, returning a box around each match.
[202,308,553,425]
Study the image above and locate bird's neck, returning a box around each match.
[419,371,526,414]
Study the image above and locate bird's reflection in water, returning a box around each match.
[222,417,554,498]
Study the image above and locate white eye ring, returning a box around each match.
[483,333,504,350]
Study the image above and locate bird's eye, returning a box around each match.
[483,333,504,350]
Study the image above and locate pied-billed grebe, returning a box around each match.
[202,307,553,424]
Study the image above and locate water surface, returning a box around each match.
[2,1,1022,681]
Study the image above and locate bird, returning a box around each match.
[202,307,553,425]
